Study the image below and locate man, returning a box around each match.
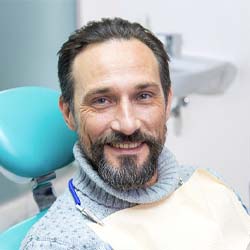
[21,18,250,250]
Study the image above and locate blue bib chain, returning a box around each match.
[68,178,104,226]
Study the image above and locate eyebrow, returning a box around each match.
[83,87,112,103]
[82,82,160,103]
[135,82,160,90]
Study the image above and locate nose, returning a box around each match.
[110,99,141,135]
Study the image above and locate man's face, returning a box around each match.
[61,39,172,190]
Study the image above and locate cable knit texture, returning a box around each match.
[21,142,196,250]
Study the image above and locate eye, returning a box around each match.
[137,92,153,100]
[95,97,108,104]
[92,97,112,108]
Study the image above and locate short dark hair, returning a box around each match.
[58,17,171,110]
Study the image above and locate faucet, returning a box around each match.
[170,96,190,136]
[157,33,188,135]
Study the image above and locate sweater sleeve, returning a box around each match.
[22,239,114,250]
[21,238,114,250]
[21,239,71,250]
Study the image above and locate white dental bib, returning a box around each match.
[88,169,250,250]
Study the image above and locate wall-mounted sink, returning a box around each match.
[169,56,237,97]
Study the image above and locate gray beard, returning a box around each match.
[78,130,165,191]
[96,151,158,191]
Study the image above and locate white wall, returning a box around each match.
[77,0,250,206]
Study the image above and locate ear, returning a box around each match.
[165,87,173,120]
[59,96,76,131]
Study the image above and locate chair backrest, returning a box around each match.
[0,86,77,178]
[0,210,47,250]
[0,86,77,249]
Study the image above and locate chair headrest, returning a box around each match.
[0,86,77,178]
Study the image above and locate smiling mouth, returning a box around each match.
[109,142,142,149]
[105,142,147,157]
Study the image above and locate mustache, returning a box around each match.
[93,130,158,146]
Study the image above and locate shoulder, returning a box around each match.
[178,165,228,183]
[21,191,107,250]
[178,165,249,213]
[177,164,197,183]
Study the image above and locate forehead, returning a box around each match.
[72,38,161,96]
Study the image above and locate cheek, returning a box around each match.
[78,108,113,144]
[137,104,166,137]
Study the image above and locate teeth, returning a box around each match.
[111,142,141,149]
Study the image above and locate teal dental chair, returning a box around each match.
[0,86,77,250]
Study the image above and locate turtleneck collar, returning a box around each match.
[73,142,181,209]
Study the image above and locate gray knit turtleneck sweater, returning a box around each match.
[21,143,196,250]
